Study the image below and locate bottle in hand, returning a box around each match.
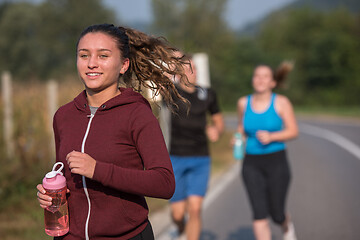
[233,132,244,161]
[42,162,69,237]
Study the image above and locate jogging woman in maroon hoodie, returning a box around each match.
[36,23,191,240]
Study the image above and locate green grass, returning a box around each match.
[0,80,82,239]
[294,106,360,118]
[0,189,52,240]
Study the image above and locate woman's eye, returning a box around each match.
[100,55,108,58]
[79,54,88,58]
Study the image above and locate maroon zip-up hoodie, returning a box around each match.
[53,88,175,239]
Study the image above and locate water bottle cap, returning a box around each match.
[46,162,64,178]
[235,132,242,138]
[43,162,66,190]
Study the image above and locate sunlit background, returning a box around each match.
[0,0,359,239]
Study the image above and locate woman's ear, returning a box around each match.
[271,79,277,89]
[120,58,130,74]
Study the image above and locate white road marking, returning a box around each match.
[300,123,360,160]
[203,161,241,209]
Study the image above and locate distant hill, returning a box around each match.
[239,0,360,36]
[122,21,151,34]
[288,0,360,13]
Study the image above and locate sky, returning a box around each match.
[103,0,296,30]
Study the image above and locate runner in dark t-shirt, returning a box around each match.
[168,57,224,240]
[170,86,220,156]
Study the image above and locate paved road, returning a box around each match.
[153,116,360,240]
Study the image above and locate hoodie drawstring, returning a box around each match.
[81,113,94,240]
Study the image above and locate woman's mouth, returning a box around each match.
[86,72,102,77]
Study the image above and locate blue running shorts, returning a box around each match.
[170,155,211,202]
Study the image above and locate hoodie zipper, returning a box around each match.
[81,113,95,240]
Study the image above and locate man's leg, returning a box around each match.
[184,156,210,240]
[169,155,187,235]
[170,200,186,235]
[186,196,203,240]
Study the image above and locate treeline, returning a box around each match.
[151,0,360,108]
[227,7,360,108]
[0,0,359,109]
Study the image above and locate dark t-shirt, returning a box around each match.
[170,86,220,156]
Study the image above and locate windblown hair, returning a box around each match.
[77,23,190,109]
[273,61,294,89]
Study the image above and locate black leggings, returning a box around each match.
[129,221,154,240]
[242,150,291,225]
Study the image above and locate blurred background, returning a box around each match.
[0,0,359,239]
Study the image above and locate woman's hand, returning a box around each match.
[206,125,220,142]
[66,151,96,179]
[256,130,272,145]
[36,184,70,209]
[207,113,224,143]
[36,184,52,209]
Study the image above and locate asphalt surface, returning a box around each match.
[152,115,360,240]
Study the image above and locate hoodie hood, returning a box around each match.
[73,87,151,113]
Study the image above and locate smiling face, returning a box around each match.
[252,65,276,94]
[76,32,129,95]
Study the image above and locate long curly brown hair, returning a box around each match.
[77,23,190,109]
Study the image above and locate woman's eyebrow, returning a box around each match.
[77,49,112,52]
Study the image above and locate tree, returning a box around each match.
[0,0,116,80]
[0,2,41,79]
[151,0,236,108]
[152,0,232,51]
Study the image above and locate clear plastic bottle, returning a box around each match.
[233,132,244,161]
[42,162,69,237]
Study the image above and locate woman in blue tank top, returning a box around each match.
[236,62,298,240]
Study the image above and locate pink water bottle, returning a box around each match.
[42,162,69,236]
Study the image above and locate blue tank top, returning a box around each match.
[243,94,285,155]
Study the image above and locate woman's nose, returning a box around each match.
[88,56,98,69]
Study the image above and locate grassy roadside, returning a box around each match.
[0,80,83,240]
[294,106,360,122]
